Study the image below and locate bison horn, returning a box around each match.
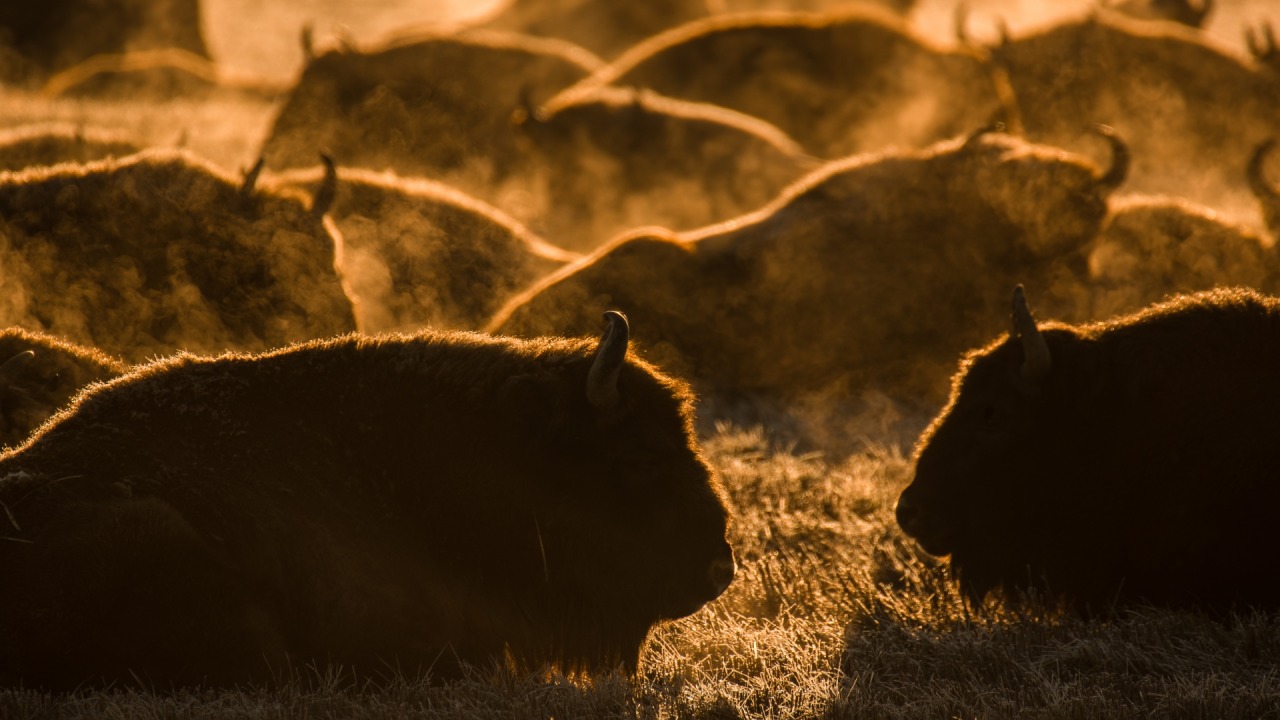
[1092,124,1129,193]
[239,155,264,197]
[1248,138,1279,204]
[587,311,629,411]
[311,152,337,217]
[0,350,35,380]
[1011,286,1051,385]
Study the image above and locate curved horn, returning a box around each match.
[240,155,264,196]
[1246,20,1277,63]
[1091,123,1129,193]
[1011,286,1051,385]
[0,350,35,381]
[1248,138,1279,204]
[311,152,337,217]
[587,311,629,411]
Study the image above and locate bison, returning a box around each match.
[974,12,1280,226]
[0,0,209,87]
[0,123,146,172]
[489,126,1126,445]
[509,86,816,251]
[1070,194,1280,320]
[1249,138,1280,240]
[268,163,580,332]
[551,7,1006,159]
[0,312,735,689]
[0,328,125,449]
[0,149,355,361]
[896,286,1280,610]
[259,29,600,191]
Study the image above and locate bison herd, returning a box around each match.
[1,0,1280,690]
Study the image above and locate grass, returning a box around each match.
[3,424,1279,719]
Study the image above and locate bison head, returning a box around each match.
[964,124,1128,257]
[895,286,1104,602]
[514,311,735,671]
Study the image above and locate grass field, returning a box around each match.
[4,424,1278,719]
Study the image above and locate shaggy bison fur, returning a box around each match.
[897,286,1280,610]
[0,313,735,689]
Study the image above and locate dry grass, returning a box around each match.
[3,424,1279,719]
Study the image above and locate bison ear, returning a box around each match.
[587,311,629,413]
[1011,285,1051,390]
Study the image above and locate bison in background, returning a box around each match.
[509,86,817,251]
[1070,194,1280,320]
[0,328,126,449]
[0,0,209,87]
[0,149,355,362]
[268,163,579,332]
[489,126,1126,446]
[0,312,735,689]
[974,12,1280,229]
[0,123,147,172]
[551,7,1006,159]
[259,29,600,192]
[897,286,1280,611]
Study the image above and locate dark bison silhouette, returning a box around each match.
[897,286,1280,611]
[0,312,735,689]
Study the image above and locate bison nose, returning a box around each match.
[709,548,736,597]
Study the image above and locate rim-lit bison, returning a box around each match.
[490,126,1126,444]
[268,163,579,332]
[0,149,355,361]
[554,7,1005,159]
[0,0,209,86]
[0,328,126,449]
[897,286,1280,610]
[0,123,146,172]
[972,12,1280,226]
[0,312,736,689]
[1072,194,1280,320]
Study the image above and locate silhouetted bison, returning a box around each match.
[1073,194,1280,319]
[490,126,1126,444]
[897,286,1280,610]
[269,163,579,331]
[976,12,1280,226]
[0,150,355,361]
[0,0,209,86]
[0,328,126,449]
[553,7,1005,159]
[510,86,816,251]
[260,29,600,188]
[0,312,736,689]
[0,123,146,172]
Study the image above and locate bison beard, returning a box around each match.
[897,286,1280,611]
[0,313,735,689]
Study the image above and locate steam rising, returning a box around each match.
[1,0,1279,453]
